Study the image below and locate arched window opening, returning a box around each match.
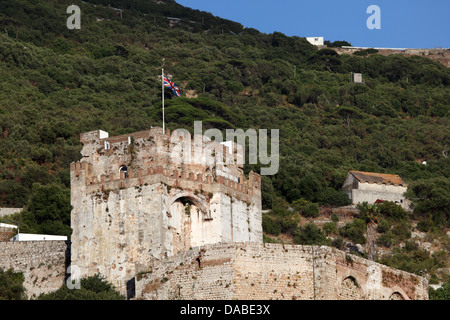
[339,276,364,300]
[119,165,129,179]
[389,292,405,300]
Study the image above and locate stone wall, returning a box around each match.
[333,47,450,68]
[0,207,22,217]
[351,181,411,211]
[0,241,68,299]
[136,243,428,300]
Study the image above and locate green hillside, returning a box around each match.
[0,0,449,291]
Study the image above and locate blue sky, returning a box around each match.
[176,0,450,49]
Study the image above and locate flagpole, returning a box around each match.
[162,68,165,134]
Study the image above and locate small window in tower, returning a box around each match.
[119,165,129,178]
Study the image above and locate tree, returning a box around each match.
[292,199,319,218]
[0,268,26,300]
[261,176,275,210]
[323,222,338,236]
[294,222,330,246]
[340,218,367,245]
[319,188,352,207]
[38,274,125,300]
[429,282,450,300]
[308,48,342,72]
[325,40,351,48]
[21,183,72,236]
[406,178,450,228]
[335,106,365,127]
[378,201,409,221]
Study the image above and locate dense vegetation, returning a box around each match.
[0,268,26,300]
[38,274,125,300]
[0,0,448,297]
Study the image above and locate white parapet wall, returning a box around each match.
[10,233,68,241]
[0,222,18,229]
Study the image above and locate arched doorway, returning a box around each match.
[339,276,364,300]
[389,292,405,300]
[167,193,211,255]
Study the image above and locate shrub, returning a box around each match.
[38,274,125,300]
[376,231,395,248]
[378,202,409,221]
[262,214,281,236]
[20,183,72,237]
[331,213,339,224]
[262,211,300,237]
[354,50,368,56]
[0,268,26,300]
[429,282,450,300]
[379,247,447,276]
[318,188,352,207]
[292,199,320,218]
[323,222,338,236]
[340,218,366,244]
[417,219,433,233]
[392,221,412,241]
[332,237,345,250]
[301,203,319,218]
[293,222,330,246]
[376,219,391,233]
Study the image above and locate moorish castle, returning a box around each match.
[0,128,428,300]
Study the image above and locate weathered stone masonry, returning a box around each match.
[0,241,68,299]
[136,243,428,300]
[70,128,262,293]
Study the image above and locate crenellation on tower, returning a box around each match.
[71,127,262,293]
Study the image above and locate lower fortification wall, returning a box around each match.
[333,47,450,68]
[0,241,69,299]
[0,240,428,300]
[135,243,428,300]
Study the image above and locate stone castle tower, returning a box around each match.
[70,127,262,292]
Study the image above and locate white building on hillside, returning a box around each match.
[342,170,411,211]
[306,37,324,46]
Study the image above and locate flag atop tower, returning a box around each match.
[163,74,182,97]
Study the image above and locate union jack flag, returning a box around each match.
[163,74,182,97]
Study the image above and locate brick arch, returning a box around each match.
[169,191,210,219]
[389,292,405,300]
[339,276,365,300]
[168,191,211,255]
[387,286,410,300]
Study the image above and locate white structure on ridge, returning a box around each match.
[306,37,324,46]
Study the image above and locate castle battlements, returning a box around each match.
[71,128,263,293]
[71,128,260,203]
[71,163,260,198]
